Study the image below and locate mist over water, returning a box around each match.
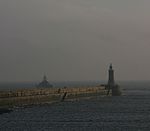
[0,81,150,92]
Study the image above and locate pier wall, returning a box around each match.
[0,86,107,108]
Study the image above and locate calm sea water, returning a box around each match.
[0,81,150,131]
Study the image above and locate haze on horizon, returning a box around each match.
[0,0,150,82]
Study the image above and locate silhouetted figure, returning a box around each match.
[61,92,67,102]
[37,75,53,88]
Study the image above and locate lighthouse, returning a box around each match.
[108,64,115,87]
[107,64,121,96]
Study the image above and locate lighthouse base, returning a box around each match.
[112,85,122,96]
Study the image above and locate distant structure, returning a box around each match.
[37,75,53,88]
[106,64,121,96]
[108,64,115,87]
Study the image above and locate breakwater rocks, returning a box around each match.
[0,86,107,108]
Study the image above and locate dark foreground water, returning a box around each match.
[0,81,150,131]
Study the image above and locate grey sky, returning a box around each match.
[0,0,150,82]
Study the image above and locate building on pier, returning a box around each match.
[37,75,53,88]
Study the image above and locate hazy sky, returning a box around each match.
[0,0,150,82]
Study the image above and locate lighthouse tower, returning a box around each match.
[107,64,121,96]
[108,64,115,87]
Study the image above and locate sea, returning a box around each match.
[0,81,150,131]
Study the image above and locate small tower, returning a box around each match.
[107,64,121,96]
[37,75,53,88]
[108,64,115,87]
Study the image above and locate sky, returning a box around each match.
[0,0,150,82]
